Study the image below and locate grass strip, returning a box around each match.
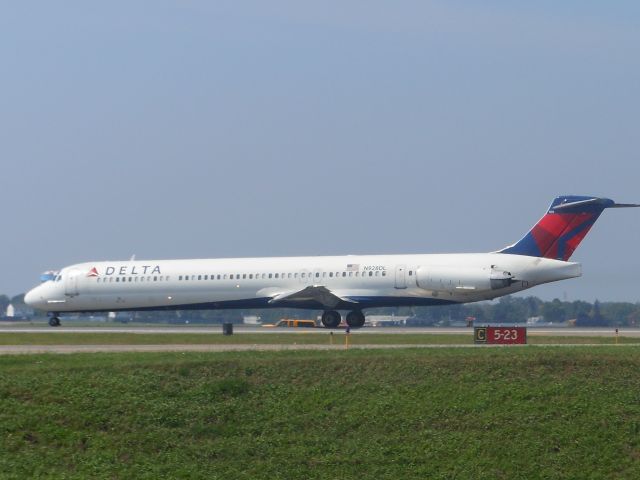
[1,347,640,478]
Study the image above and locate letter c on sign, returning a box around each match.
[475,327,487,342]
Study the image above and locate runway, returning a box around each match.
[0,324,638,336]
[1,323,638,354]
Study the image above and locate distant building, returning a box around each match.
[527,316,544,325]
[243,315,262,325]
[366,315,410,327]
[3,303,32,320]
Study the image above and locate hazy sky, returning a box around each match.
[1,1,639,302]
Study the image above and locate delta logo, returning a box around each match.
[86,265,162,277]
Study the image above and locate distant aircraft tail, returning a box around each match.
[498,195,639,261]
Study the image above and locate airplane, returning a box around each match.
[25,195,639,327]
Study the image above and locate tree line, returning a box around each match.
[395,296,640,327]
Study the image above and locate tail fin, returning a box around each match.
[499,195,639,261]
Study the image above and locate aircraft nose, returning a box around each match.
[24,287,44,309]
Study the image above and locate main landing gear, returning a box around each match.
[345,310,365,328]
[321,310,366,329]
[48,316,61,327]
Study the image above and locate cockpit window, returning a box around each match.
[40,271,59,283]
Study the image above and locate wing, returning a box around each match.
[267,285,358,309]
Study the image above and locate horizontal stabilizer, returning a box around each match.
[499,195,639,261]
[610,203,640,208]
[551,198,640,212]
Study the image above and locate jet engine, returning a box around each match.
[416,266,514,293]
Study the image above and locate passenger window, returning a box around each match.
[369,271,373,277]
[262,273,266,279]
[356,272,360,277]
[342,272,346,277]
[375,271,379,276]
[269,273,272,279]
[349,272,353,277]
[154,276,158,281]
[198,275,202,280]
[204,275,208,280]
[275,273,279,279]
[224,274,228,280]
[409,271,413,276]
[382,271,386,276]
[249,274,253,279]
[301,273,306,278]
[294,273,298,278]
[179,276,182,281]
[329,272,333,277]
[315,273,319,278]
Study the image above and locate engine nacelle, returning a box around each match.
[416,266,514,293]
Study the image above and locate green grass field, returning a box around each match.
[1,347,640,479]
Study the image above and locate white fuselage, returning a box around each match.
[24,253,581,313]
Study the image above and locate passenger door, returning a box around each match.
[395,265,407,289]
[65,270,79,296]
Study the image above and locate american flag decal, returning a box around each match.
[346,264,360,272]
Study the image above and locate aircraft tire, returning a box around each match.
[49,317,61,327]
[346,310,365,328]
[321,310,341,328]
